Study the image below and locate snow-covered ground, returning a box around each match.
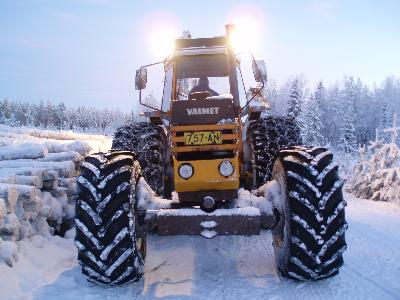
[1,125,399,299]
[1,192,399,300]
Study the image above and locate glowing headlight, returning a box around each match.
[219,160,234,177]
[178,163,194,179]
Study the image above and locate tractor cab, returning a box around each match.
[135,24,268,124]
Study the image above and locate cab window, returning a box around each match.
[175,54,230,100]
[162,65,174,111]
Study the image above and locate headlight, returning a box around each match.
[178,163,194,179]
[219,160,234,177]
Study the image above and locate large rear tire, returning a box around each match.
[112,122,170,197]
[272,146,347,280]
[75,151,145,285]
[247,116,302,186]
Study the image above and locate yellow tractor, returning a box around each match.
[74,25,347,284]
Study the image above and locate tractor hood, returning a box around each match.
[171,97,236,125]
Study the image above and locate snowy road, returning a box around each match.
[1,193,400,300]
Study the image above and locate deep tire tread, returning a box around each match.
[112,122,168,196]
[247,116,302,185]
[75,151,144,285]
[273,146,347,281]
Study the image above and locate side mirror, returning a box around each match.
[252,60,267,83]
[135,68,147,90]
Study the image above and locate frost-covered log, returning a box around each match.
[42,171,59,190]
[0,143,48,161]
[37,151,83,163]
[0,137,14,147]
[59,178,78,198]
[0,131,26,139]
[0,160,76,178]
[43,141,91,156]
[0,184,19,213]
[0,213,20,241]
[41,192,63,222]
[0,167,48,178]
[0,176,43,189]
[0,177,14,184]
[0,198,5,221]
[49,187,68,207]
[0,184,41,204]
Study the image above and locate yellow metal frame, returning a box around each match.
[173,156,240,192]
[171,123,237,132]
[171,123,242,154]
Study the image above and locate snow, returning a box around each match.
[291,214,324,245]
[1,125,400,298]
[232,186,274,217]
[157,207,260,217]
[0,238,18,267]
[205,93,234,100]
[100,228,129,260]
[287,171,322,198]
[0,192,399,299]
[218,118,235,124]
[74,219,101,250]
[174,46,226,56]
[136,178,174,211]
[319,179,343,210]
[348,117,400,204]
[0,125,111,155]
[200,229,218,239]
[200,220,217,228]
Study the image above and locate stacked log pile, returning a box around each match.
[0,126,111,243]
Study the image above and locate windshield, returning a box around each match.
[175,54,230,100]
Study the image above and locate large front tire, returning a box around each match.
[75,151,145,284]
[272,146,347,280]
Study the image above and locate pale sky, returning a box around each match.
[1,0,399,110]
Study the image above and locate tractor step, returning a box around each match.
[157,207,260,237]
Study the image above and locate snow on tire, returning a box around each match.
[272,146,347,280]
[247,116,302,186]
[75,151,145,284]
[112,123,168,197]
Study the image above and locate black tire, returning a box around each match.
[75,151,145,285]
[247,116,302,186]
[272,146,347,280]
[112,123,169,197]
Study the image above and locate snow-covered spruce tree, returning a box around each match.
[264,80,279,114]
[320,85,341,145]
[339,112,357,153]
[339,78,358,153]
[348,114,400,204]
[302,82,324,146]
[287,78,303,120]
[55,102,67,129]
